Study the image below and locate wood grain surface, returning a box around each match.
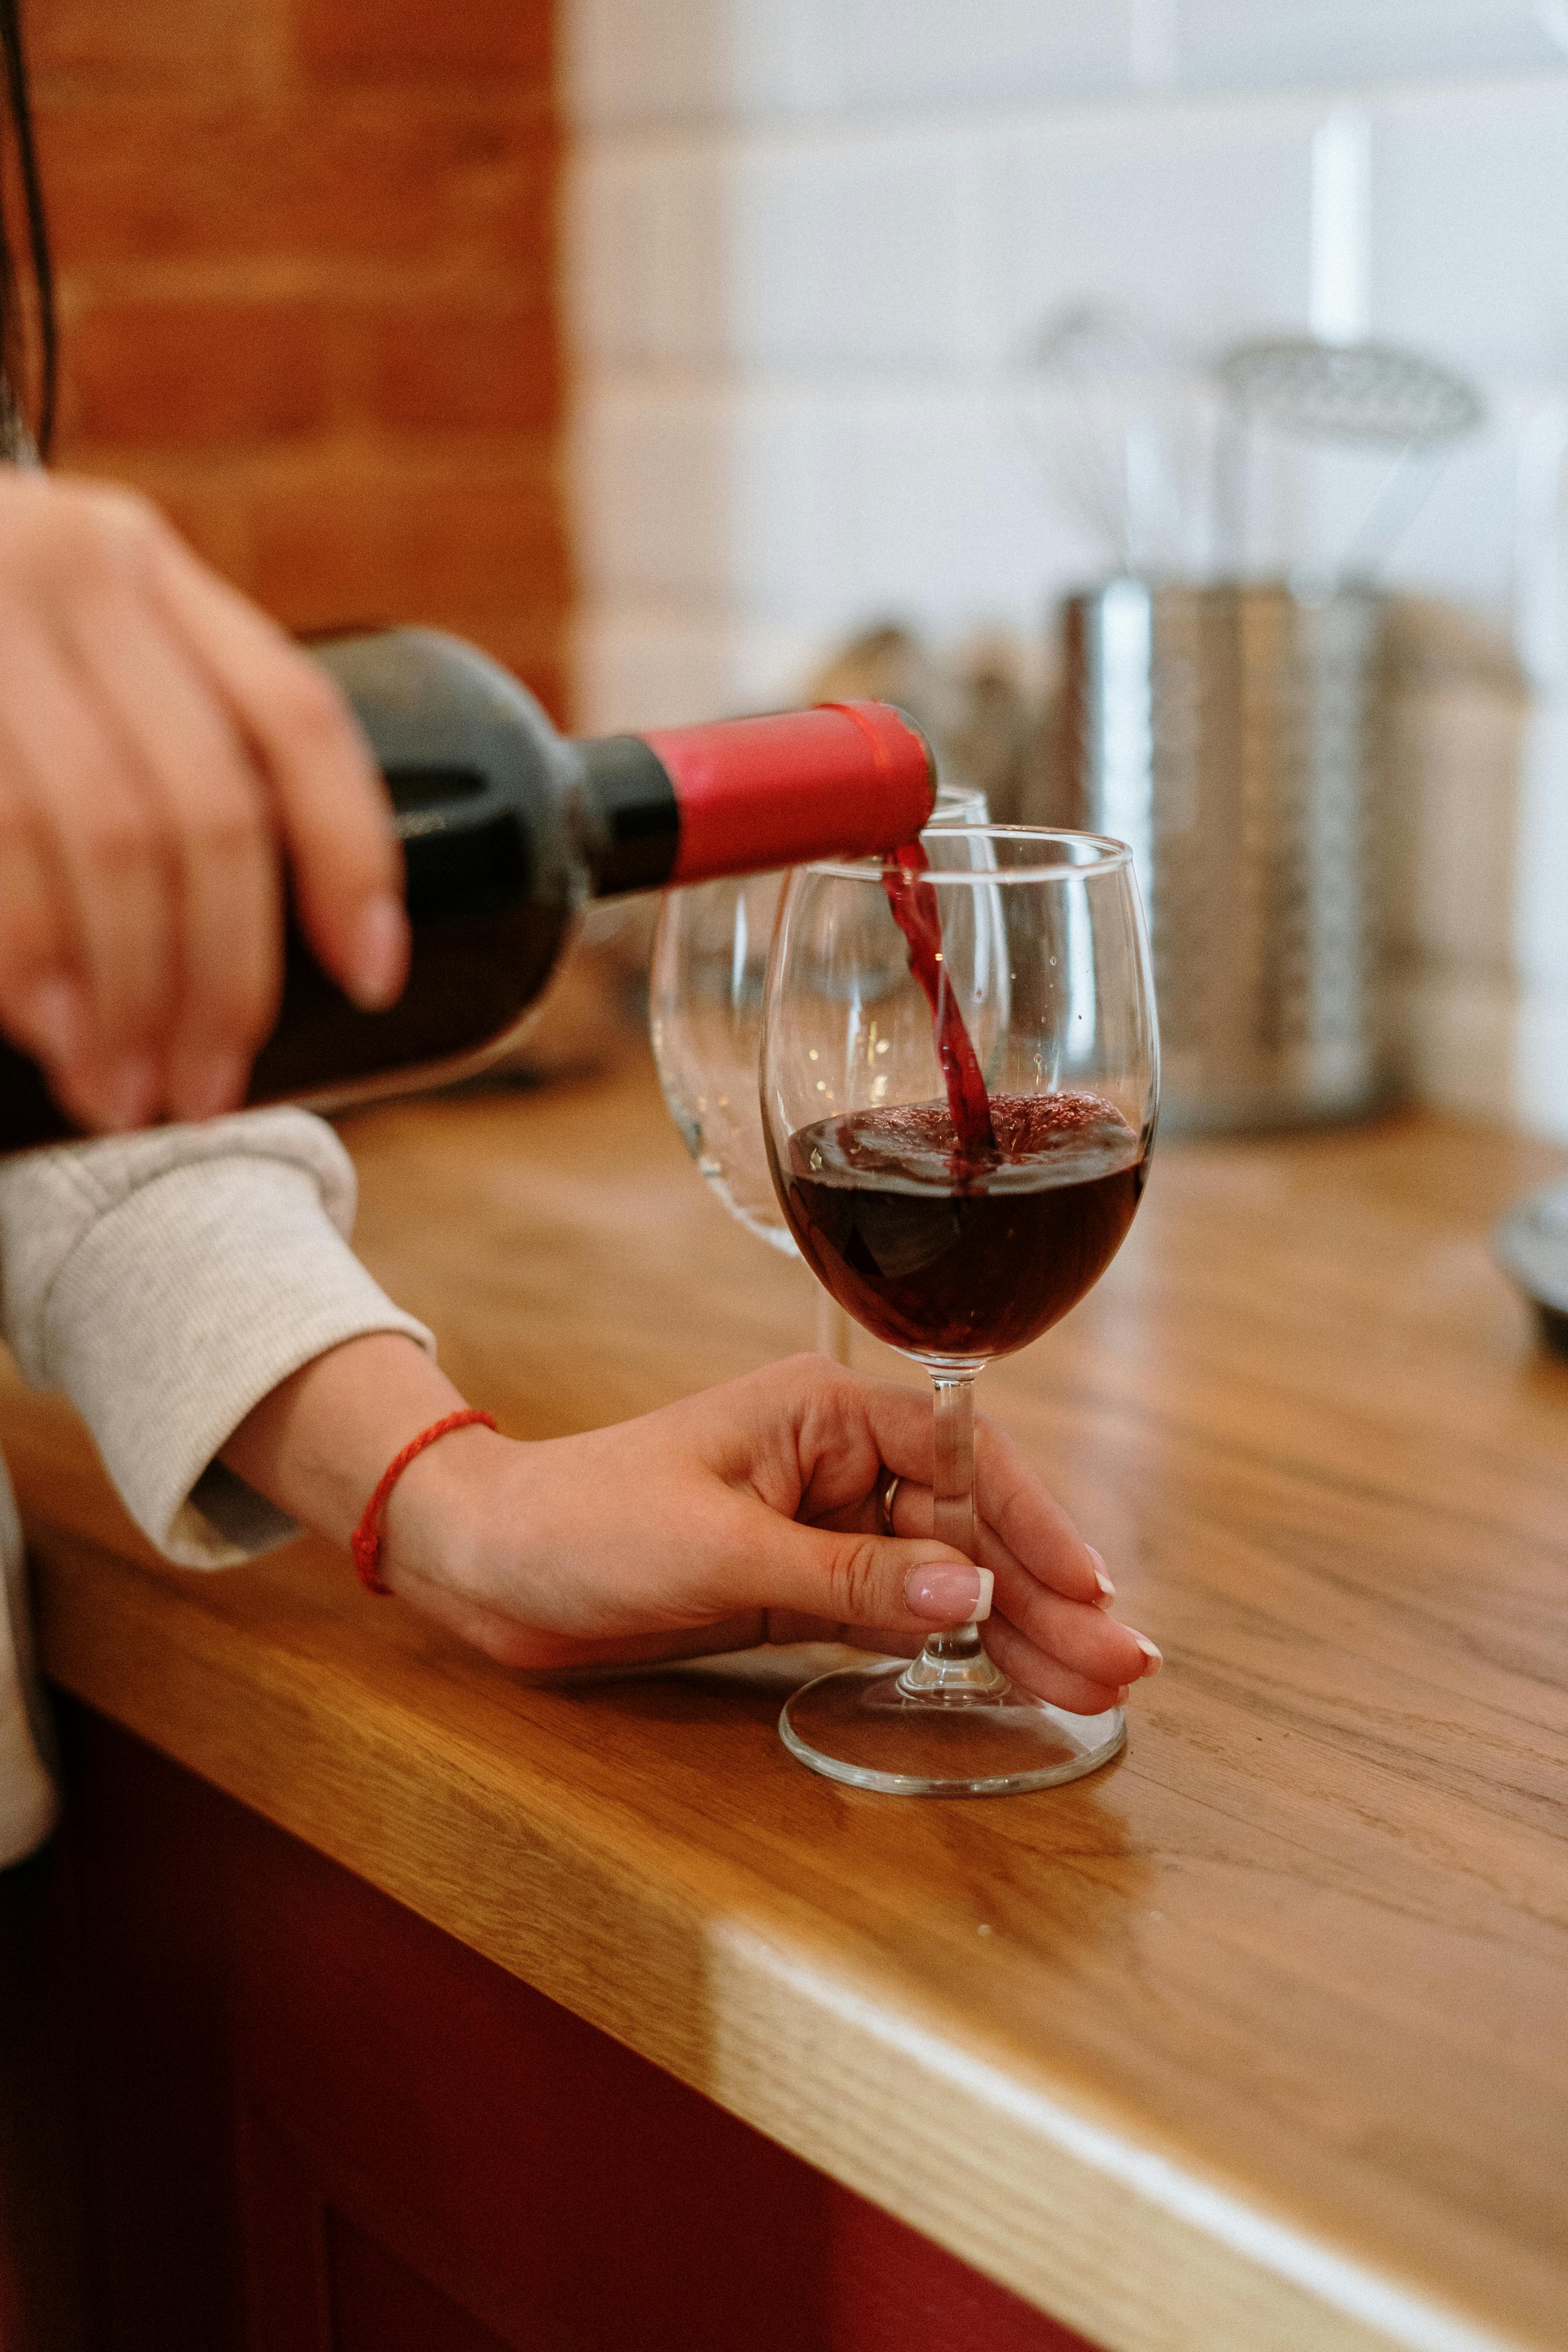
[5,1049,1566,2352]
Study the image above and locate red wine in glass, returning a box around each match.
[854,850,1145,1354]
[780,1092,1146,1359]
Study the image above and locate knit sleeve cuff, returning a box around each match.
[38,1152,434,1568]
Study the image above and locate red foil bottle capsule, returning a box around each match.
[644,701,935,882]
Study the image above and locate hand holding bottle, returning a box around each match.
[0,470,409,1133]
[0,591,935,1152]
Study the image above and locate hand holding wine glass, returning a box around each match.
[221,1337,1154,1709]
[216,823,1158,1730]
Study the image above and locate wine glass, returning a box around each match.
[649,785,987,1360]
[760,826,1157,1796]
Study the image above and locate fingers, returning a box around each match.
[147,531,409,1011]
[0,780,82,1073]
[780,1356,935,1515]
[0,626,174,1129]
[743,1503,995,1644]
[981,1610,1128,1715]
[727,1361,1163,1706]
[986,1552,1155,1693]
[882,1469,1160,1700]
[785,1367,1102,1607]
[2,488,280,1123]
[973,1416,1104,1606]
[69,597,284,1120]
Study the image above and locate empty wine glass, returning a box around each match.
[760,826,1157,1796]
[650,786,986,1359]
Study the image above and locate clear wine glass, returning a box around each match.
[649,785,987,1361]
[760,826,1158,1796]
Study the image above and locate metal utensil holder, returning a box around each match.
[1062,579,1388,1133]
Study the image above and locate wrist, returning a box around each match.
[377,1421,517,1597]
[221,1332,472,1554]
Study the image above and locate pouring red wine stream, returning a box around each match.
[882,839,997,1164]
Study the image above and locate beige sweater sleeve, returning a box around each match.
[0,1107,434,1566]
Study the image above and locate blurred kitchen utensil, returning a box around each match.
[1215,334,1485,587]
[1022,304,1214,578]
[1062,577,1388,1132]
[1217,336,1483,445]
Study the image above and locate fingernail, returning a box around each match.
[1087,1544,1115,1607]
[905,1564,993,1624]
[172,1051,248,1123]
[17,975,83,1063]
[1132,1632,1163,1676]
[95,1055,160,1131]
[346,895,409,1011]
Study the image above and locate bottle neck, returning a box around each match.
[574,701,937,897]
[572,736,682,894]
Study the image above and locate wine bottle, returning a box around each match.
[0,627,936,1152]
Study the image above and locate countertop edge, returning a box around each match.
[29,1515,1544,2352]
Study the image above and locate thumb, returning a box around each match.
[756,1517,994,1639]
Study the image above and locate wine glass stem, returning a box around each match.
[896,1369,1006,1695]
[931,1372,976,1560]
[813,1289,854,1368]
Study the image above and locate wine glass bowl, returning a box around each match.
[652,868,797,1256]
[760,826,1158,1796]
[649,784,990,1334]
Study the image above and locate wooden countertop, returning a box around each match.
[5,1048,1566,2352]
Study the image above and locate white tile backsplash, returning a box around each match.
[566,0,1141,129]
[992,97,1322,352]
[1515,700,1568,989]
[566,2,1568,1134]
[566,0,1568,129]
[564,0,774,131]
[1382,387,1555,617]
[575,381,1066,628]
[1369,77,1568,368]
[566,145,731,366]
[726,131,983,371]
[1178,1,1565,93]
[773,391,1031,627]
[835,0,1136,112]
[573,388,739,600]
[573,602,831,731]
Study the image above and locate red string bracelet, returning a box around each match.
[350,1408,497,1595]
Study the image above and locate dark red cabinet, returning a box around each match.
[4,1703,1096,2352]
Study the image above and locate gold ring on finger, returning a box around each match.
[877,1470,902,1537]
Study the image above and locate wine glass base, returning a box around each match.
[779,1660,1126,1797]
